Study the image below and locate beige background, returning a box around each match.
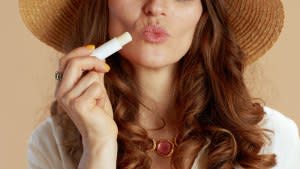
[0,0,299,168]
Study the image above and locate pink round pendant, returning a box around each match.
[155,139,175,157]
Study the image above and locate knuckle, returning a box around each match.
[55,91,63,103]
[88,56,102,66]
[93,82,103,94]
[58,57,66,70]
[61,93,72,107]
[72,98,86,113]
[55,92,61,101]
[89,71,100,80]
[92,81,101,89]
[88,56,104,64]
[69,57,81,68]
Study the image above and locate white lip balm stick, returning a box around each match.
[90,32,132,60]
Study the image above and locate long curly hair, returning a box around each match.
[49,0,277,168]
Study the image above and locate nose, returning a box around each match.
[143,0,167,17]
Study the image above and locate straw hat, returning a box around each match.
[19,0,285,64]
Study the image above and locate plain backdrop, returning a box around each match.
[0,0,299,168]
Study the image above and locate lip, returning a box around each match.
[143,25,170,43]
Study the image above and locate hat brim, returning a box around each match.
[225,0,284,64]
[19,0,284,65]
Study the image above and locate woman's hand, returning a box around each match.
[55,45,118,148]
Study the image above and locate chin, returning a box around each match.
[119,42,182,69]
[126,56,178,71]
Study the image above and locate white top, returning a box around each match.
[27,106,300,169]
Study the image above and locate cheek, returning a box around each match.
[177,6,202,37]
[170,7,202,57]
[108,0,140,38]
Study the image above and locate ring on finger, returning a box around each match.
[55,71,63,81]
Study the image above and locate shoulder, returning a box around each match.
[261,106,299,137]
[27,116,74,169]
[28,116,63,152]
[30,116,60,142]
[259,106,300,168]
[260,106,299,142]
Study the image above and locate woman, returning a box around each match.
[20,0,299,169]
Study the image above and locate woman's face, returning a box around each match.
[108,0,202,69]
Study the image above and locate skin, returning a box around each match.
[55,1,203,168]
[108,0,203,130]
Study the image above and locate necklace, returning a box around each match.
[146,133,179,157]
[144,88,179,157]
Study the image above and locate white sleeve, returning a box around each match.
[27,133,52,169]
[27,119,63,169]
[261,106,300,168]
[283,119,300,168]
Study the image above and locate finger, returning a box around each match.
[75,82,105,113]
[58,45,96,72]
[65,71,103,101]
[55,45,96,94]
[55,56,110,99]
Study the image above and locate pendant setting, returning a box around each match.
[148,137,178,157]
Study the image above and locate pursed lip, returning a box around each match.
[142,25,170,43]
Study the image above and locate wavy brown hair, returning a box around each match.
[49,0,277,168]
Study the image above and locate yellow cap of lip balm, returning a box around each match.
[90,32,132,60]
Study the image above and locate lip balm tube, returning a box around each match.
[90,32,132,60]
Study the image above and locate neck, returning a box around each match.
[133,63,178,129]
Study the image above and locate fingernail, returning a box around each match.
[104,63,111,72]
[85,45,95,51]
